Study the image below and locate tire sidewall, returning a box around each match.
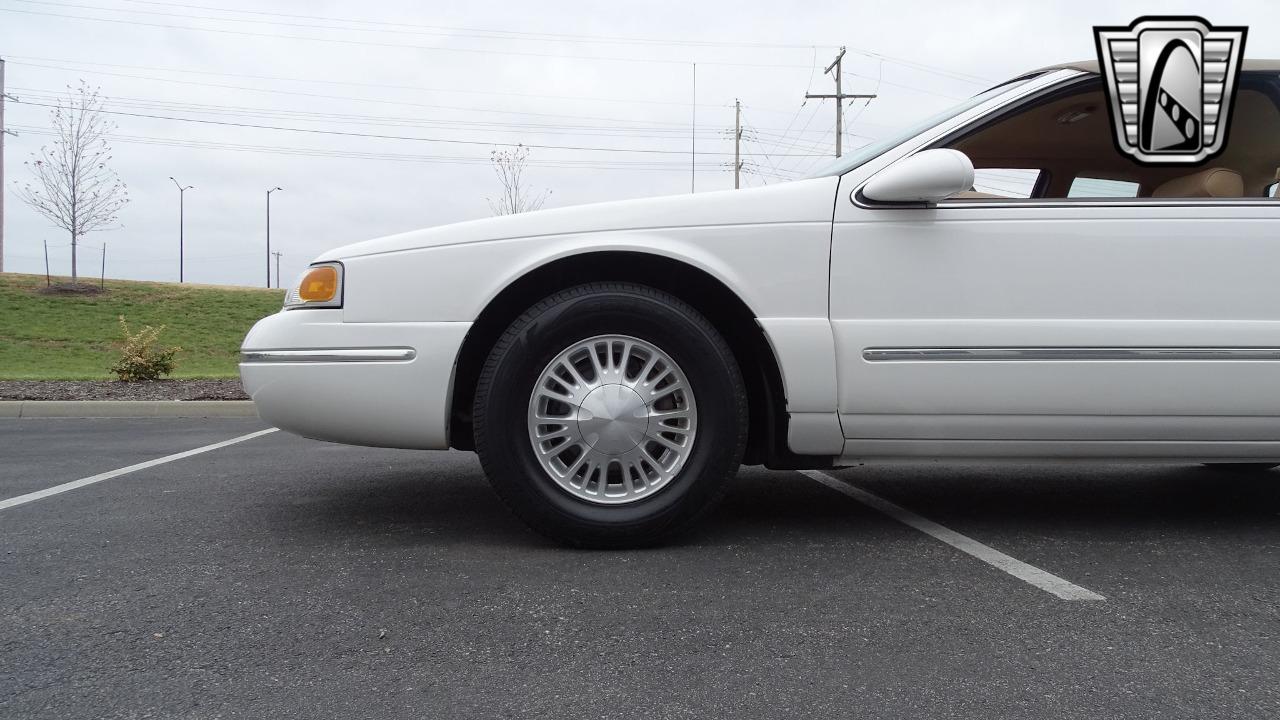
[476,287,745,538]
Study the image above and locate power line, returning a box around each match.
[792,119,845,176]
[5,3,991,91]
[751,101,826,176]
[110,0,993,83]
[35,0,841,51]
[9,55,965,132]
[5,54,723,109]
[0,8,817,70]
[12,101,828,157]
[739,164,797,182]
[7,61,719,130]
[750,126,875,145]
[7,124,746,171]
[734,50,820,175]
[737,108,780,185]
[11,87,737,141]
[10,66,852,138]
[839,57,882,152]
[30,0,997,86]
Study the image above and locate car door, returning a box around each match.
[827,72,1280,460]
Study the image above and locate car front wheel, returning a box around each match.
[473,282,747,547]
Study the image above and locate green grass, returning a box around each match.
[0,273,285,379]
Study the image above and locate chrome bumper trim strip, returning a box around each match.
[862,347,1280,362]
[240,348,417,364]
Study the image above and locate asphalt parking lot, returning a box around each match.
[2,418,1278,719]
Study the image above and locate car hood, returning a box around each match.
[314,176,837,262]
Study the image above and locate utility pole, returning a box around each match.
[266,186,282,288]
[805,46,876,157]
[690,62,696,194]
[271,250,282,289]
[169,177,193,282]
[1,57,11,274]
[733,99,742,189]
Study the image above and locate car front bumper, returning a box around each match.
[239,310,471,449]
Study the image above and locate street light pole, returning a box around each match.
[169,177,193,283]
[266,186,282,288]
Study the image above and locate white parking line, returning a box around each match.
[799,470,1105,601]
[0,428,278,512]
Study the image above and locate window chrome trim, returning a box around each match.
[933,197,1280,209]
[851,194,1280,210]
[240,347,416,364]
[862,347,1280,362]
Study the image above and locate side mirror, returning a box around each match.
[861,149,975,205]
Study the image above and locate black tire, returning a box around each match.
[473,282,748,548]
[1203,463,1280,473]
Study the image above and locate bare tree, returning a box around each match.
[486,144,550,215]
[15,82,129,283]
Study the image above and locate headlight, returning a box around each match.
[283,262,343,309]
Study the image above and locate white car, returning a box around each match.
[242,60,1280,546]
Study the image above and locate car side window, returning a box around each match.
[969,168,1043,199]
[1068,177,1140,198]
[941,72,1280,201]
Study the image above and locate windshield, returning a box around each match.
[803,78,1034,178]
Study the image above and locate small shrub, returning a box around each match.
[109,316,181,381]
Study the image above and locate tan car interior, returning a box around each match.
[944,74,1280,200]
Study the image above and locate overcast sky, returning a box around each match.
[2,0,1278,287]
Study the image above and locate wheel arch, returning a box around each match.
[448,250,799,467]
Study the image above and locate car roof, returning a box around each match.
[1030,59,1280,75]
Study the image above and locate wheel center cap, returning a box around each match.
[575,384,649,455]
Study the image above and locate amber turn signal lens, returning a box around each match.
[298,266,339,302]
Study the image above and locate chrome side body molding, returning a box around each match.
[861,347,1280,362]
[240,348,417,363]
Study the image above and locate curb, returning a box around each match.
[0,401,259,419]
